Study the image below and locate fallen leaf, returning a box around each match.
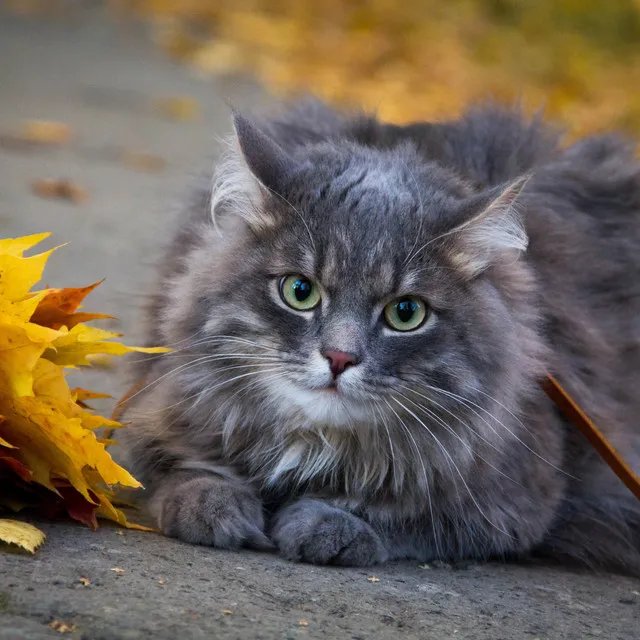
[222,609,233,615]
[30,281,112,330]
[299,619,309,626]
[152,96,200,121]
[79,577,90,586]
[367,576,380,582]
[32,179,88,204]
[0,234,169,545]
[49,620,76,633]
[120,150,167,173]
[158,579,165,585]
[21,120,72,146]
[0,135,55,152]
[0,519,46,553]
[110,567,124,575]
[116,530,124,536]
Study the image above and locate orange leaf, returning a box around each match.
[71,389,112,402]
[30,281,113,330]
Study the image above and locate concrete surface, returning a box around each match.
[0,4,639,639]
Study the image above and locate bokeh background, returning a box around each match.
[7,0,640,136]
[129,0,640,136]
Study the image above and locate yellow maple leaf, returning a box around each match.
[0,234,167,541]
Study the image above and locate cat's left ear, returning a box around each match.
[449,175,530,277]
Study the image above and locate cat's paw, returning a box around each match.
[271,499,388,566]
[156,475,273,550]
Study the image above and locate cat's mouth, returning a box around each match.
[263,374,372,427]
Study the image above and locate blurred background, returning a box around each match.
[6,0,640,134]
[123,0,640,135]
[1,0,639,405]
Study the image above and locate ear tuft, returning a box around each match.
[449,175,530,276]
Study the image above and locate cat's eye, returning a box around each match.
[279,275,321,311]
[383,296,428,332]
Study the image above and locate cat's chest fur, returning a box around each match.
[228,421,447,514]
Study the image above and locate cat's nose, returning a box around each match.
[322,349,359,378]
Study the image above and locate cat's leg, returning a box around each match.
[270,499,388,566]
[123,382,273,550]
[150,472,273,550]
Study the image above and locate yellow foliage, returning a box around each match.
[129,0,640,137]
[0,234,168,546]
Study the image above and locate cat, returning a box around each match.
[121,100,640,573]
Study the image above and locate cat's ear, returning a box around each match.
[232,113,299,196]
[211,113,302,232]
[449,175,530,277]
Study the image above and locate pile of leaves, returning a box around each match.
[126,0,640,136]
[0,234,165,552]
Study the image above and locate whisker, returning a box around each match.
[395,389,523,488]
[418,383,574,478]
[122,352,283,405]
[390,395,512,539]
[125,334,280,365]
[151,366,284,419]
[383,397,443,558]
[397,384,505,453]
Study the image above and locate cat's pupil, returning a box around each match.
[396,299,416,323]
[293,279,312,302]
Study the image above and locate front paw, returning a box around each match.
[155,475,273,550]
[271,499,388,566]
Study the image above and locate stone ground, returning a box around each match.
[0,4,639,639]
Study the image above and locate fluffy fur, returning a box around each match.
[122,101,640,573]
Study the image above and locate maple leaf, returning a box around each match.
[0,519,45,553]
[0,234,168,548]
[29,280,113,330]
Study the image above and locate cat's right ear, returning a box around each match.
[211,114,301,231]
[232,113,300,197]
[210,113,301,232]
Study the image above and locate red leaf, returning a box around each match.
[0,455,33,482]
[52,480,99,529]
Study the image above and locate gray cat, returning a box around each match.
[122,101,640,573]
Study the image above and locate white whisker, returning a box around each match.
[389,395,512,539]
[383,397,443,558]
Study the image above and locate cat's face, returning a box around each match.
[176,116,534,437]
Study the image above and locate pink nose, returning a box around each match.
[323,350,359,378]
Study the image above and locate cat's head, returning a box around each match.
[168,114,542,439]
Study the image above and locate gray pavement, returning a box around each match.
[0,5,639,639]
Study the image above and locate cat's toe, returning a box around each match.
[158,475,273,550]
[272,499,388,566]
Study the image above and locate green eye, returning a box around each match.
[384,296,428,331]
[279,275,321,311]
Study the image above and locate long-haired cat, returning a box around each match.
[122,101,640,573]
